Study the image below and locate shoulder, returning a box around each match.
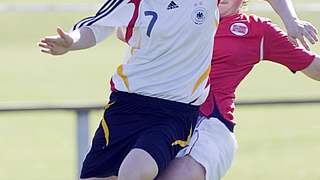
[217,13,281,37]
[225,13,270,36]
[245,14,285,36]
[245,14,274,30]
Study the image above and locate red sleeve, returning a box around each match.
[262,20,315,72]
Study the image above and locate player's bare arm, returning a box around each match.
[266,0,318,50]
[38,26,96,55]
[302,56,320,81]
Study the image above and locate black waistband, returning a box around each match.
[110,91,199,112]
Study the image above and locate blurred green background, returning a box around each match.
[0,0,319,180]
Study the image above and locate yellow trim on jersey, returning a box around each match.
[171,126,193,148]
[130,47,139,55]
[130,38,141,56]
[192,65,211,94]
[117,65,130,91]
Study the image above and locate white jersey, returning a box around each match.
[74,0,219,105]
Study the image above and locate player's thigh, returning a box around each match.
[82,92,197,179]
[81,94,146,178]
[117,128,190,180]
[117,120,196,180]
[156,155,205,180]
[118,148,158,180]
[176,116,237,180]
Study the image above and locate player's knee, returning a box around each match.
[118,148,159,180]
[176,155,206,180]
[157,155,205,180]
[185,155,206,180]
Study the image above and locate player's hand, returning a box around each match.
[286,19,318,51]
[38,27,73,55]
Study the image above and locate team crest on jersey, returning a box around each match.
[191,7,207,25]
[230,22,248,36]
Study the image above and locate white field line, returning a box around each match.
[0,2,319,12]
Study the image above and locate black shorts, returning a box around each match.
[80,91,199,178]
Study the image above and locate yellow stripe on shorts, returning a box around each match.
[101,102,115,145]
[171,126,193,148]
[101,118,110,145]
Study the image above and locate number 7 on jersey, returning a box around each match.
[144,11,158,37]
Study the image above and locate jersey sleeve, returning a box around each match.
[262,20,315,72]
[73,0,134,30]
[87,25,114,43]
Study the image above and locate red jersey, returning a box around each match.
[200,13,315,131]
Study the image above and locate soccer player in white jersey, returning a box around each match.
[156,1,319,180]
[38,0,220,179]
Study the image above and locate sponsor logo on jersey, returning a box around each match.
[167,1,179,10]
[230,22,248,36]
[192,7,207,25]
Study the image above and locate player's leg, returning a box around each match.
[156,155,205,180]
[116,92,198,180]
[117,127,192,180]
[81,91,198,180]
[80,92,144,179]
[118,148,158,180]
[79,116,130,179]
[118,112,197,180]
[157,116,237,180]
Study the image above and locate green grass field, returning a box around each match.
[0,1,319,180]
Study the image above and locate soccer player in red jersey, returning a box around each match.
[157,0,320,180]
